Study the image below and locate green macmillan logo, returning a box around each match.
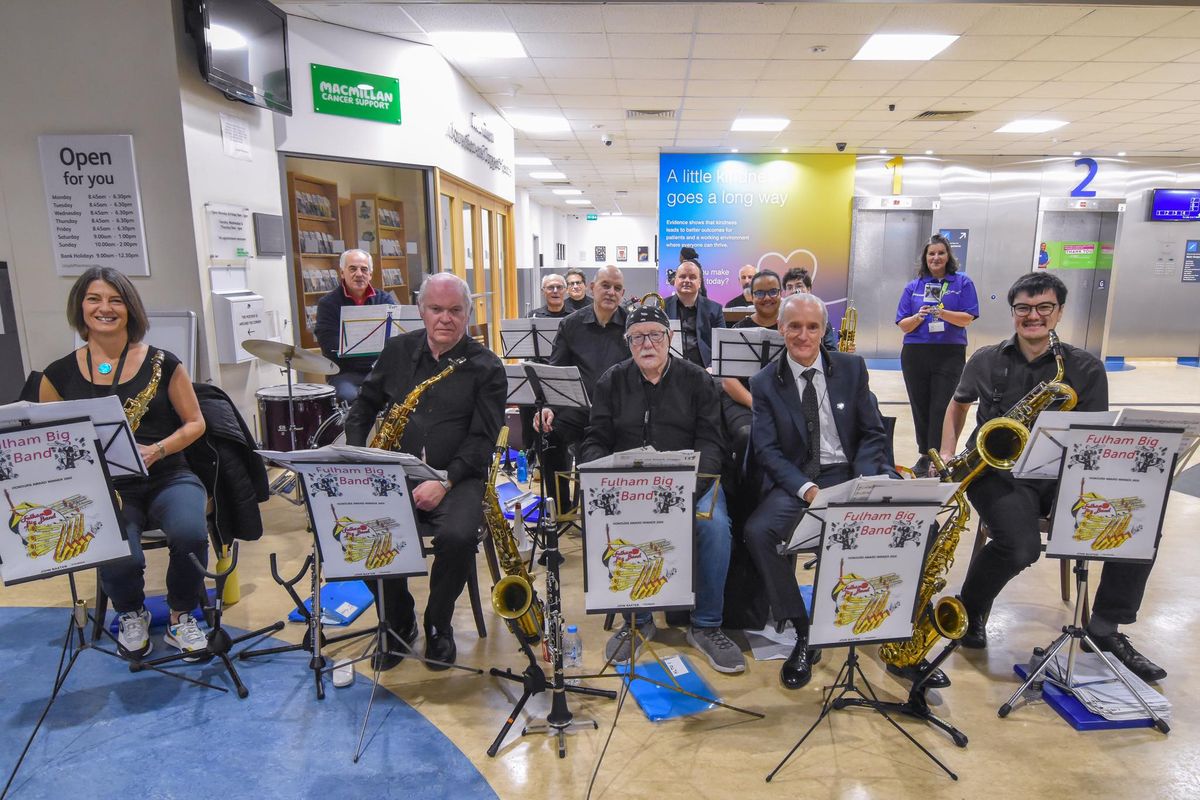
[311,64,400,124]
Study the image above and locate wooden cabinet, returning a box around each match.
[287,172,342,349]
[349,193,411,304]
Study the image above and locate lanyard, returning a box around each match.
[85,342,131,398]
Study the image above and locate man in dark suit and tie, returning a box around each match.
[664,260,725,368]
[744,293,896,689]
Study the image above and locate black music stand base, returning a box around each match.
[998,559,1169,734]
[766,646,957,783]
[877,639,968,748]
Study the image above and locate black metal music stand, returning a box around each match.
[487,499,615,759]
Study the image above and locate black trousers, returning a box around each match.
[368,478,484,635]
[961,470,1154,625]
[900,343,966,457]
[743,464,853,626]
[541,409,586,512]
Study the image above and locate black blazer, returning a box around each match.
[748,348,893,497]
[664,294,726,367]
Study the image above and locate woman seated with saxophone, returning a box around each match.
[40,267,208,660]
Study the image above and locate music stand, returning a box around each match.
[768,500,957,783]
[338,304,423,359]
[499,317,562,363]
[711,327,786,378]
[999,424,1181,733]
[1,417,219,797]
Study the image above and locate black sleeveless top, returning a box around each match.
[43,346,188,475]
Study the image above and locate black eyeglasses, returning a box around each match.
[752,288,781,299]
[567,280,585,287]
[626,331,667,347]
[544,285,566,292]
[1011,302,1059,317]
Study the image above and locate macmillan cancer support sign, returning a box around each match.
[311,64,401,125]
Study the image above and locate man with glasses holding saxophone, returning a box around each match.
[940,272,1166,682]
[581,304,743,673]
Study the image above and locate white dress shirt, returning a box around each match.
[787,350,847,499]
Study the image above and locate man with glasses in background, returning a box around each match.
[565,268,593,312]
[939,272,1166,682]
[531,273,572,319]
[581,304,743,673]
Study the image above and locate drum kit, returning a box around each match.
[243,339,347,453]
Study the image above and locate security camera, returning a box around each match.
[888,103,896,112]
[601,134,613,147]
[836,142,847,152]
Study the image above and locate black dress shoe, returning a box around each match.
[425,629,457,671]
[780,641,820,690]
[960,612,988,649]
[371,651,403,672]
[1083,632,1167,683]
[886,660,951,689]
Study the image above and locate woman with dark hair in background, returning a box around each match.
[40,267,209,660]
[895,234,980,475]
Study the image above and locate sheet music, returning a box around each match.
[1116,408,1200,455]
[504,362,590,408]
[0,396,147,478]
[711,327,785,378]
[257,445,446,481]
[578,447,700,470]
[1011,411,1120,479]
[338,304,423,357]
[500,317,562,360]
[783,476,956,552]
[668,319,683,359]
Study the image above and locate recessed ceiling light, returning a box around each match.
[515,156,552,166]
[529,171,567,180]
[925,150,933,155]
[853,34,958,62]
[732,117,790,132]
[505,113,571,133]
[552,188,583,196]
[427,31,526,60]
[565,199,591,206]
[781,148,789,153]
[1072,151,1082,156]
[731,148,739,153]
[1117,151,1127,157]
[879,149,888,154]
[995,119,1068,134]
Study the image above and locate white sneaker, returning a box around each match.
[165,613,208,662]
[117,608,152,658]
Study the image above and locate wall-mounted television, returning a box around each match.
[1148,189,1200,222]
[184,0,292,116]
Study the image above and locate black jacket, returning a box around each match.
[185,384,269,544]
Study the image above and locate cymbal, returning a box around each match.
[242,339,339,375]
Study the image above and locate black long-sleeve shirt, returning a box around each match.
[547,304,629,429]
[581,356,725,477]
[344,330,506,485]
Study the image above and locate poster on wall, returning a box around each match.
[937,228,969,271]
[1040,241,1099,270]
[595,246,607,263]
[38,134,150,276]
[0,419,129,586]
[616,246,628,262]
[1046,426,1181,564]
[658,153,855,331]
[808,503,938,648]
[637,246,649,263]
[205,203,252,262]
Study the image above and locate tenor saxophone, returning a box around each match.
[880,330,1078,671]
[486,427,546,645]
[369,358,465,450]
[124,350,165,432]
[838,305,858,353]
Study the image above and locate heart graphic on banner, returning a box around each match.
[755,248,847,308]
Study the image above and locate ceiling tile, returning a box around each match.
[696,3,796,33]
[964,6,1090,36]
[1091,82,1178,100]
[609,34,693,60]
[692,34,782,60]
[818,80,897,98]
[772,35,870,61]
[399,3,512,32]
[1054,62,1159,82]
[1130,63,1200,84]
[1145,9,1200,37]
[1013,36,1128,62]
[616,79,687,97]
[472,76,549,96]
[685,80,752,98]
[907,61,1005,81]
[1063,8,1190,38]
[455,57,543,79]
[601,3,695,34]
[1051,98,1135,113]
[1153,84,1200,102]
[1022,81,1114,99]
[834,61,921,81]
[298,3,422,33]
[889,80,972,98]
[978,61,1075,82]
[1102,38,1200,62]
[501,4,605,33]
[544,78,619,95]
[767,61,846,81]
[486,94,560,109]
[532,58,614,79]
[612,59,689,80]
[940,35,1046,61]
[688,60,768,81]
[878,4,989,35]
[785,4,889,35]
[806,96,877,111]
[751,81,827,98]
[519,33,610,59]
[560,108,626,121]
[958,80,1040,98]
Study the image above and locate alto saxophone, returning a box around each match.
[369,358,465,450]
[880,330,1078,671]
[124,350,165,432]
[838,305,858,353]
[486,427,545,645]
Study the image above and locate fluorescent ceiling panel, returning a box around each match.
[853,34,959,61]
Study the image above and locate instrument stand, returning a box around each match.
[873,638,968,748]
[3,575,220,800]
[130,545,275,699]
[489,498,615,759]
[236,548,374,701]
[766,645,957,783]
[336,579,483,763]
[998,559,1170,733]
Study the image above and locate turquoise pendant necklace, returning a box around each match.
[97,362,113,375]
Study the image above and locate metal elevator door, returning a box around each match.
[1036,210,1117,357]
[848,209,933,358]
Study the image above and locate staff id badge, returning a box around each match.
[928,320,945,333]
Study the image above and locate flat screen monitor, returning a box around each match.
[1148,189,1200,222]
[185,0,292,116]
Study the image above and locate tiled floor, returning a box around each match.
[3,361,1197,799]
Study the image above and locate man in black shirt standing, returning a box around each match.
[724,264,757,309]
[345,272,506,670]
[537,266,628,510]
[940,272,1165,682]
[314,249,399,403]
[531,273,572,319]
[582,305,743,674]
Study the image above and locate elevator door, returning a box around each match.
[1037,210,1116,357]
[849,209,933,358]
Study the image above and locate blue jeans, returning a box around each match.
[101,469,210,614]
[634,485,731,629]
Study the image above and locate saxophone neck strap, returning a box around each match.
[85,341,131,398]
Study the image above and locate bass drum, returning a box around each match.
[309,407,346,448]
[256,383,336,451]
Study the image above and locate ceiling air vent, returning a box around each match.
[626,109,676,120]
[911,110,977,122]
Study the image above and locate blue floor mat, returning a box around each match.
[0,607,496,800]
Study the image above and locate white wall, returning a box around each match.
[565,215,658,271]
[278,17,515,202]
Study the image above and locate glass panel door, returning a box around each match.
[439,194,453,274]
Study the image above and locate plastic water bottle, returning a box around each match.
[516,450,529,484]
[563,625,583,686]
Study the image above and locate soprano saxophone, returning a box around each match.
[486,427,546,645]
[369,358,465,450]
[880,330,1078,671]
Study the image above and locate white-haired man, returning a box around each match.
[345,272,506,670]
[531,273,572,319]
[314,249,399,403]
